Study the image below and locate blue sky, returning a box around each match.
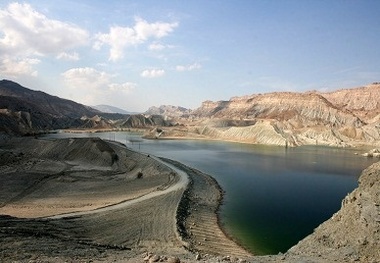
[1,1,379,112]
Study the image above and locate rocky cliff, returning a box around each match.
[175,83,380,147]
[286,161,380,262]
[322,83,380,123]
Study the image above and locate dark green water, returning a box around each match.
[42,132,376,254]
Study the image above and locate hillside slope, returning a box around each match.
[171,83,380,147]
[287,161,380,262]
[322,83,380,123]
[0,80,99,118]
[0,80,107,134]
[0,80,170,135]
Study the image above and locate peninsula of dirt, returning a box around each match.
[0,137,251,262]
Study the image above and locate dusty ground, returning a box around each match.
[0,137,251,262]
[0,136,379,263]
[0,137,176,218]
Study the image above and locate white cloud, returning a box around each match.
[176,63,202,72]
[0,3,89,57]
[140,69,165,78]
[62,67,136,105]
[56,52,80,61]
[0,3,88,80]
[108,82,136,93]
[0,57,40,77]
[94,17,178,61]
[148,42,166,51]
[134,17,178,39]
[93,26,135,61]
[62,67,110,89]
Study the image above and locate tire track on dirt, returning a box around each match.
[0,171,64,208]
[47,157,189,219]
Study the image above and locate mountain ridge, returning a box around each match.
[145,105,191,118]
[0,79,99,119]
[0,80,169,135]
[158,83,380,147]
[92,104,136,115]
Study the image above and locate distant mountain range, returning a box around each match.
[1,79,379,147]
[145,105,191,117]
[92,104,137,115]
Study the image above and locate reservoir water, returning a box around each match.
[42,131,376,255]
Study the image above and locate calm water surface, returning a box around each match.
[43,131,376,254]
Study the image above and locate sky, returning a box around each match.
[1,1,380,112]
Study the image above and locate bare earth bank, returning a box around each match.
[0,137,379,262]
[0,137,251,262]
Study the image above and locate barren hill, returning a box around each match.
[322,83,380,123]
[0,80,109,134]
[192,91,362,127]
[0,79,99,118]
[145,105,191,118]
[115,114,170,128]
[0,80,171,135]
[160,83,380,147]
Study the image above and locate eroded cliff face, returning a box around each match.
[322,83,380,123]
[174,83,380,147]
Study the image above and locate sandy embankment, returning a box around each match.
[0,137,251,262]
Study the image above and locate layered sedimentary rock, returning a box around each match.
[173,83,380,147]
[322,83,380,123]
